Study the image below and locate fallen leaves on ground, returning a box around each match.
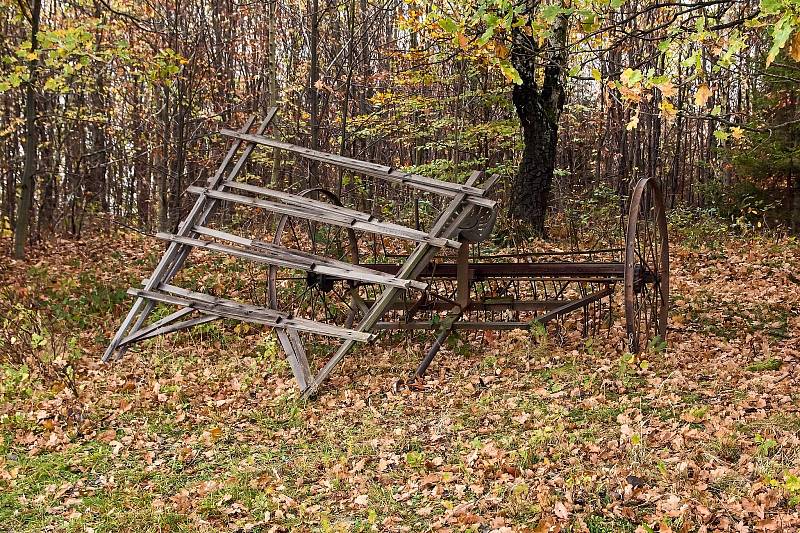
[0,229,798,532]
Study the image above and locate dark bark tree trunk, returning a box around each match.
[508,11,568,237]
[13,0,42,259]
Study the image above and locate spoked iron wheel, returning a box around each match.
[268,188,360,330]
[624,177,669,354]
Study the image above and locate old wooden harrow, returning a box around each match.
[104,109,669,397]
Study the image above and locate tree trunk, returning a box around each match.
[508,11,567,237]
[13,0,42,259]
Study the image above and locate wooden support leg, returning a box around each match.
[276,328,312,390]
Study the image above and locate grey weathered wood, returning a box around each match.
[222,181,375,221]
[186,186,460,248]
[122,314,220,344]
[276,328,312,390]
[155,231,427,290]
[102,113,269,362]
[301,171,489,397]
[218,129,496,209]
[128,284,373,342]
[118,307,195,347]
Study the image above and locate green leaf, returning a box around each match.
[620,68,643,86]
[610,0,626,8]
[499,60,522,85]
[541,4,562,23]
[760,0,783,15]
[43,77,60,91]
[478,25,495,45]
[785,473,800,493]
[713,129,730,142]
[766,15,796,66]
[439,16,458,34]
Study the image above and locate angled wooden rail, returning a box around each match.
[218,129,496,209]
[186,186,461,249]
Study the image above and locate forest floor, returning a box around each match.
[1,218,799,533]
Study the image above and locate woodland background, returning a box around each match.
[1,0,799,255]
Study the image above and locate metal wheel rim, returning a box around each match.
[624,177,669,354]
[267,188,360,329]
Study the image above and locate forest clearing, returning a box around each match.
[2,0,800,531]
[1,222,799,532]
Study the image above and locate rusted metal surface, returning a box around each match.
[365,262,629,280]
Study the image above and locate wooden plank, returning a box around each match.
[218,130,497,209]
[276,328,312,390]
[118,307,194,347]
[223,181,374,222]
[192,226,425,291]
[122,314,220,344]
[155,232,428,290]
[187,187,460,248]
[127,286,373,342]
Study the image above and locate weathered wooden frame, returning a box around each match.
[103,110,498,396]
[104,109,667,398]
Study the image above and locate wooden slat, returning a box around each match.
[191,226,428,291]
[224,181,378,222]
[155,232,428,290]
[128,286,373,342]
[123,314,220,344]
[186,186,460,249]
[223,181,373,222]
[218,129,495,205]
[118,307,194,346]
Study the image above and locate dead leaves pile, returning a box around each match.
[0,230,799,532]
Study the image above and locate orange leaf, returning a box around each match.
[695,84,712,107]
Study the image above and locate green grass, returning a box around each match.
[746,358,782,372]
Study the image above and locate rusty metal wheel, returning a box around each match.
[268,188,360,329]
[624,177,669,354]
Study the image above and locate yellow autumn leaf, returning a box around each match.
[695,84,712,107]
[731,126,744,140]
[660,99,677,121]
[495,41,510,59]
[789,31,800,62]
[591,68,601,82]
[626,114,639,130]
[654,80,676,97]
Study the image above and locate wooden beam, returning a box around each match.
[155,232,428,290]
[218,129,496,209]
[127,285,373,342]
[186,187,460,248]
